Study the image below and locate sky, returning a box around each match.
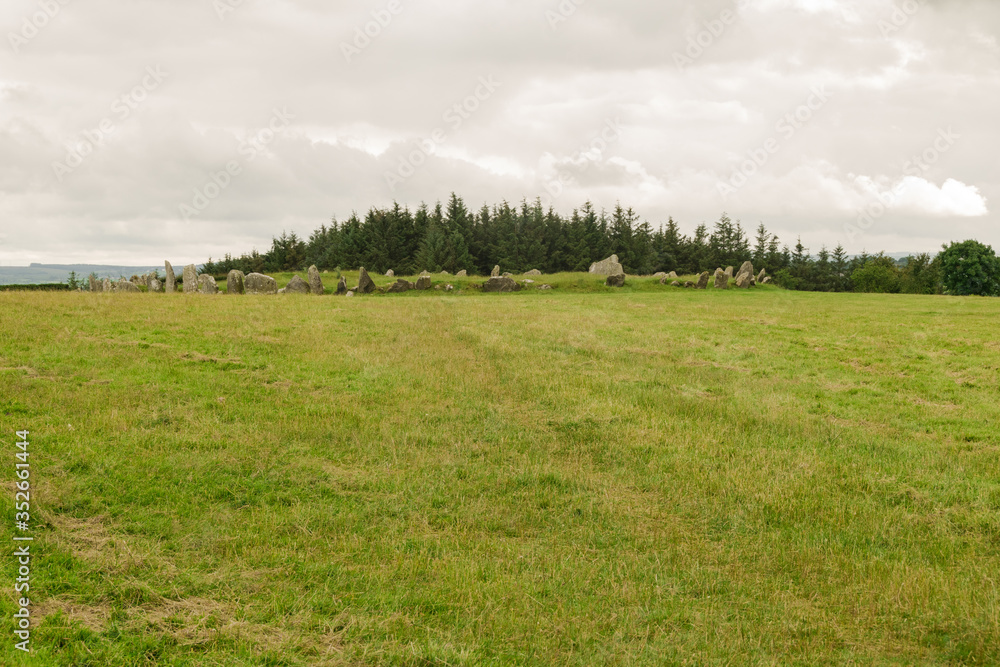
[0,0,997,265]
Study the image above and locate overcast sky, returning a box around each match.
[1,0,997,265]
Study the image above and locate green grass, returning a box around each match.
[1,279,998,665]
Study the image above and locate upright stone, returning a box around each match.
[491,265,500,277]
[415,276,432,290]
[115,279,140,293]
[696,272,710,289]
[282,275,310,294]
[102,278,112,292]
[148,277,162,293]
[245,273,278,295]
[385,269,395,277]
[183,265,198,293]
[88,275,98,292]
[456,270,468,278]
[606,273,625,288]
[735,261,755,289]
[589,255,624,276]
[667,271,679,279]
[714,268,729,289]
[227,270,245,294]
[336,276,348,295]
[756,268,767,284]
[724,267,734,280]
[198,275,219,294]
[357,268,376,294]
[164,261,176,293]
[307,266,324,295]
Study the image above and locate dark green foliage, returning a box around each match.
[939,240,1000,296]
[198,193,995,298]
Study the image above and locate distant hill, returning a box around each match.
[0,264,178,286]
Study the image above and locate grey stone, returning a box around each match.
[539,284,553,290]
[165,261,176,293]
[227,270,245,294]
[667,271,679,279]
[336,276,348,296]
[183,265,198,293]
[385,269,394,277]
[308,265,324,295]
[523,279,535,285]
[386,279,412,293]
[483,276,521,293]
[724,266,734,279]
[525,269,542,276]
[653,272,667,279]
[684,281,695,288]
[714,268,729,289]
[357,268,376,294]
[283,275,310,294]
[671,281,681,287]
[696,272,710,289]
[735,261,755,289]
[88,275,98,292]
[245,273,278,295]
[102,278,111,292]
[456,270,468,277]
[415,276,432,290]
[115,279,140,293]
[491,265,500,277]
[148,278,162,293]
[762,277,772,284]
[589,254,624,276]
[440,270,450,275]
[756,269,767,284]
[198,275,219,294]
[606,273,626,288]
[346,290,355,298]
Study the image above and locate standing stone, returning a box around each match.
[756,268,767,284]
[148,278,162,293]
[227,270,245,295]
[88,275,98,292]
[589,255,625,276]
[115,279,140,293]
[385,269,395,277]
[245,273,278,295]
[456,270,468,278]
[491,265,500,277]
[653,272,667,279]
[415,276,432,290]
[606,273,625,288]
[336,276,348,296]
[696,272,710,289]
[283,275,310,294]
[182,265,198,293]
[762,277,772,284]
[164,261,176,293]
[198,275,219,294]
[440,270,450,276]
[525,269,542,276]
[357,268,376,294]
[667,271,679,279]
[724,267,734,280]
[735,261,755,289]
[102,278,112,292]
[714,268,729,289]
[483,276,521,293]
[307,266,324,295]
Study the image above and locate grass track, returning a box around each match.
[1,281,999,665]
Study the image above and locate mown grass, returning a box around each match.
[1,278,998,666]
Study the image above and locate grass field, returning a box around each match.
[2,275,999,665]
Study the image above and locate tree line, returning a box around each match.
[201,194,999,296]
